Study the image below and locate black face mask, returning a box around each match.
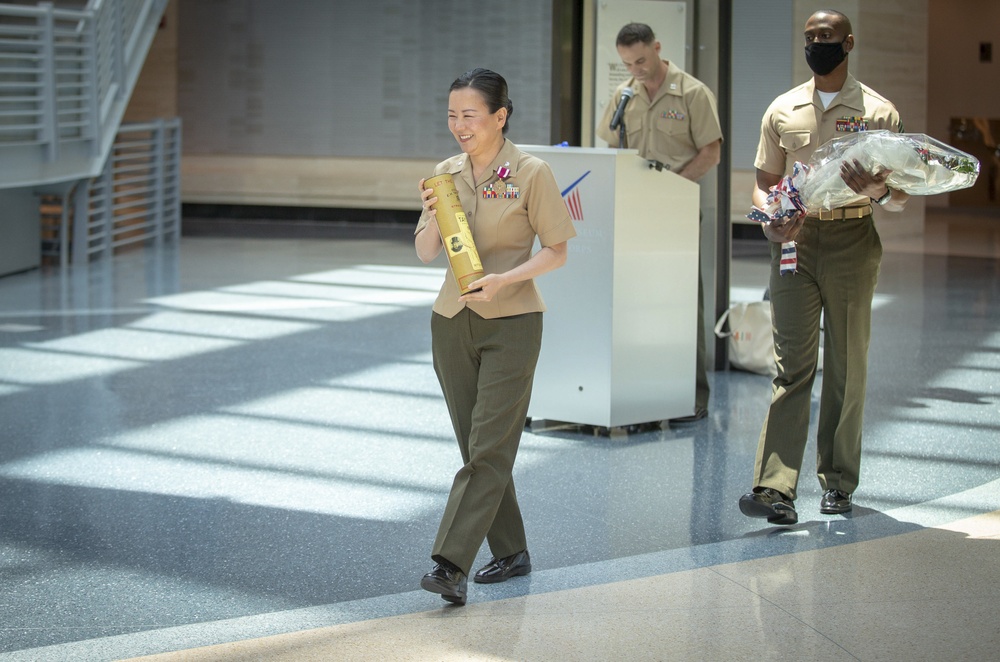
[805,39,848,76]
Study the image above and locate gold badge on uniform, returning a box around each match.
[836,116,868,132]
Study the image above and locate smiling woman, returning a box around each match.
[412,68,577,606]
[446,83,512,177]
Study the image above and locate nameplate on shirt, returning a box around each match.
[483,182,520,199]
[661,110,686,120]
[836,116,868,132]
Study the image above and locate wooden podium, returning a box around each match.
[525,146,700,428]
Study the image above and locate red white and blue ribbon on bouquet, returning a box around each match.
[746,162,810,275]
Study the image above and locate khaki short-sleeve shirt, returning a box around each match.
[596,61,722,172]
[415,139,576,319]
[755,74,902,208]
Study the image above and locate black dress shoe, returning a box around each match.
[420,561,467,605]
[474,549,531,584]
[738,487,798,525]
[820,489,852,514]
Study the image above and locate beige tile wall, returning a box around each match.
[123,0,178,123]
[181,155,435,211]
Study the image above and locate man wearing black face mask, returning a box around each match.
[738,9,909,526]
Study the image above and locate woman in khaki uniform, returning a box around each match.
[415,68,576,605]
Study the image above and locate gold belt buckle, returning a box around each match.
[818,208,836,221]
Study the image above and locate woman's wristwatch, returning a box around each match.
[873,187,892,205]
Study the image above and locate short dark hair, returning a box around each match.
[450,68,514,135]
[616,22,655,48]
[813,9,853,34]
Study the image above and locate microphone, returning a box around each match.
[609,87,634,132]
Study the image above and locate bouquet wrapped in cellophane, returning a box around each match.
[748,130,981,223]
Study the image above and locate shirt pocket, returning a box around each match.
[779,130,812,162]
[656,111,691,137]
[651,113,693,162]
[624,120,644,149]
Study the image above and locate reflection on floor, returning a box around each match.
[0,208,998,660]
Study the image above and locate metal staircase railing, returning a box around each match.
[0,0,175,276]
[78,117,181,263]
[40,117,181,269]
[0,0,167,188]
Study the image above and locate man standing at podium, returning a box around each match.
[597,22,723,423]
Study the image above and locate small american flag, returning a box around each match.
[565,187,583,221]
[560,170,591,222]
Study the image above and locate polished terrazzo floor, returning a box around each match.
[0,208,998,660]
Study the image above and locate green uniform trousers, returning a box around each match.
[753,214,882,501]
[430,308,542,575]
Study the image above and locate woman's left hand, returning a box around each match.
[459,273,504,303]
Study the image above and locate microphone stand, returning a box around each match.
[617,120,626,149]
